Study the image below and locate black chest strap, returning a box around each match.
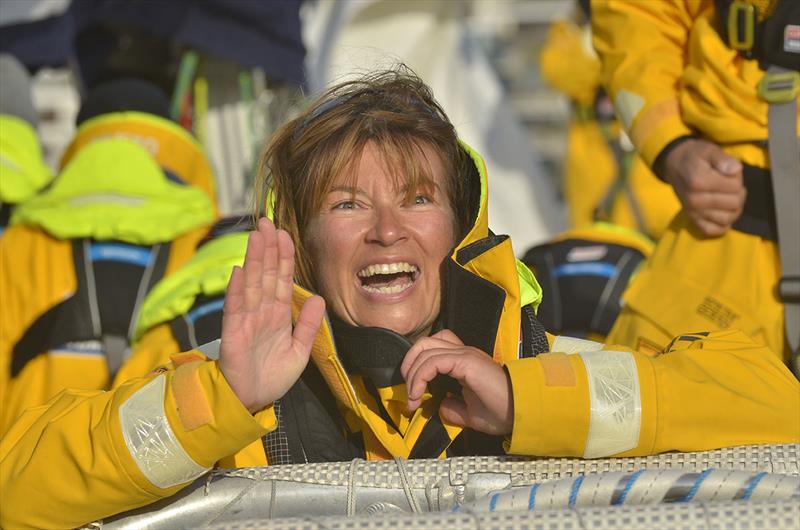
[11,238,170,378]
[715,0,800,70]
[169,294,225,352]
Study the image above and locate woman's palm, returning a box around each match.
[220,218,325,413]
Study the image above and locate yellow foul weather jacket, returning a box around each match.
[593,0,799,358]
[1,144,797,529]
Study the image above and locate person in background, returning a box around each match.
[0,78,217,435]
[1,68,796,530]
[539,0,680,241]
[592,0,800,372]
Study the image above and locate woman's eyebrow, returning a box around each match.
[328,185,366,195]
[400,180,442,193]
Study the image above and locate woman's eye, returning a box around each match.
[333,201,358,210]
[413,195,431,205]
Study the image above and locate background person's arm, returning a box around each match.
[591,0,745,236]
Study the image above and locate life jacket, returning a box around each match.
[132,222,250,350]
[59,110,219,213]
[708,0,799,243]
[521,223,653,342]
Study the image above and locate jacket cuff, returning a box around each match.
[167,360,276,468]
[628,99,693,168]
[504,355,590,457]
[111,360,276,494]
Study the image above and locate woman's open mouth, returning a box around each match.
[356,262,419,295]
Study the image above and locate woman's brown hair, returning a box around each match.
[254,66,475,291]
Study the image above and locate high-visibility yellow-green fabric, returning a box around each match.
[12,138,214,244]
[0,115,52,205]
[133,232,248,339]
[2,142,798,529]
[540,19,680,240]
[60,111,219,212]
[593,0,794,357]
[516,259,542,311]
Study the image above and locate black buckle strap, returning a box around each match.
[731,163,778,241]
[716,0,800,70]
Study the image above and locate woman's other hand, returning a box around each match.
[219,218,326,413]
[401,329,513,436]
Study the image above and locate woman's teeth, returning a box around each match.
[357,262,418,277]
[362,282,413,294]
[357,262,418,295]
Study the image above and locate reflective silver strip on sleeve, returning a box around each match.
[579,350,641,459]
[197,339,221,360]
[552,335,604,354]
[119,375,210,489]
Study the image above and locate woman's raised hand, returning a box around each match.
[400,329,514,436]
[219,218,326,413]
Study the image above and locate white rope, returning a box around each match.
[346,458,362,516]
[394,457,422,513]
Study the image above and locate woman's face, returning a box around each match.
[306,142,457,340]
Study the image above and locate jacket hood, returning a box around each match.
[11,137,214,244]
[60,111,219,213]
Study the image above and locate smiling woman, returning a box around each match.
[218,68,546,456]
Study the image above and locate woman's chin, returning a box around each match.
[358,314,431,340]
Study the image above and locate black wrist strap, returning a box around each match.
[652,135,697,182]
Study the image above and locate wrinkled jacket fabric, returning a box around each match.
[540,19,679,239]
[593,0,797,357]
[1,144,798,529]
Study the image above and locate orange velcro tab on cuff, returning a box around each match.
[538,353,577,387]
[171,351,207,367]
[172,361,214,431]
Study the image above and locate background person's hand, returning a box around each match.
[219,218,326,413]
[662,138,746,237]
[401,329,513,436]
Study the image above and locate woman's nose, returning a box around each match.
[367,205,408,246]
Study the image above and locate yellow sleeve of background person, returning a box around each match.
[541,16,680,238]
[591,0,701,167]
[0,356,276,529]
[505,330,800,458]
